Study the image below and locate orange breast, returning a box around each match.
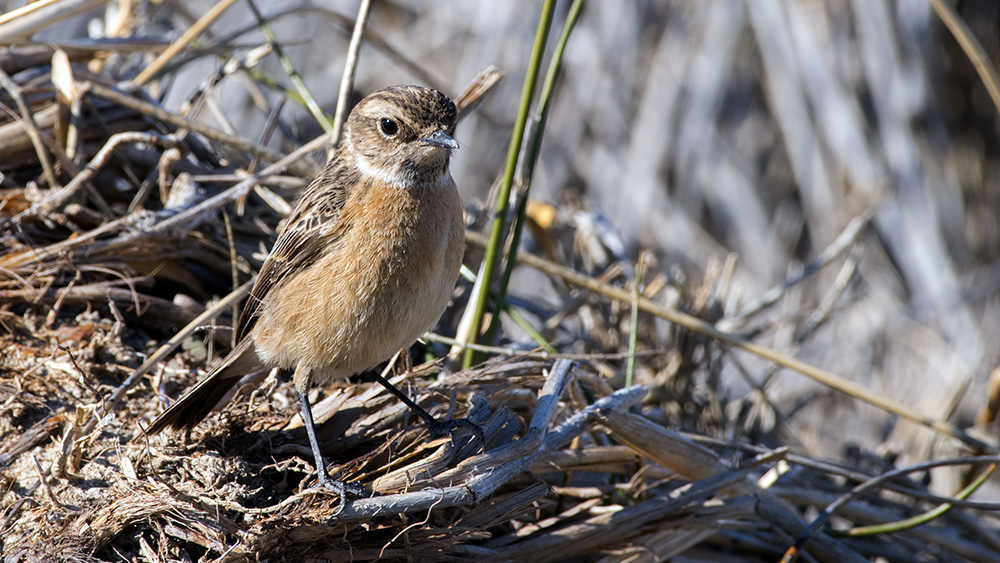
[251,176,464,384]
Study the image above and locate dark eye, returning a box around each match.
[378,117,399,136]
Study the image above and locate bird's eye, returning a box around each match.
[378,117,399,136]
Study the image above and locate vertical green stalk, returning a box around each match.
[462,0,558,368]
[482,0,585,351]
[625,252,645,387]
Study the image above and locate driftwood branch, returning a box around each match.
[334,360,646,521]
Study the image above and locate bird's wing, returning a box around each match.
[236,155,359,342]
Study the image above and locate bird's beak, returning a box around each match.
[421,130,459,150]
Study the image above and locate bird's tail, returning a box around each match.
[145,338,264,434]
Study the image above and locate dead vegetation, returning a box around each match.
[3,1,1000,562]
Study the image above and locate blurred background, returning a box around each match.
[5,0,1000,488]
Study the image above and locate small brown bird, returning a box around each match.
[146,85,467,507]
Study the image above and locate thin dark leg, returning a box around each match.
[297,389,348,514]
[367,370,484,448]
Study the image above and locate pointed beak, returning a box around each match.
[421,129,459,150]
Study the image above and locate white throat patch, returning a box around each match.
[354,152,450,190]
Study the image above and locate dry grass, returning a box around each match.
[3,1,1000,561]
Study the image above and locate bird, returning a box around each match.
[145,85,468,511]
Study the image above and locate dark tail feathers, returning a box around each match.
[145,338,263,434]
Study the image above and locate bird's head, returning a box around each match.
[345,85,459,189]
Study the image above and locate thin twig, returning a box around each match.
[929,0,1000,118]
[626,250,646,387]
[0,0,107,41]
[833,463,996,537]
[133,0,241,85]
[80,81,318,177]
[331,0,373,148]
[687,432,1000,512]
[0,0,62,27]
[788,455,1000,558]
[246,0,333,132]
[97,279,253,435]
[120,130,334,240]
[424,330,671,362]
[18,132,178,219]
[720,208,873,329]
[0,67,58,187]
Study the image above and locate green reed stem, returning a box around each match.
[626,251,645,387]
[463,0,558,368]
[833,463,996,537]
[483,0,585,353]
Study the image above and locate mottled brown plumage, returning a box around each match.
[145,86,466,508]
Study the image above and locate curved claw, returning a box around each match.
[316,471,348,515]
[315,470,367,518]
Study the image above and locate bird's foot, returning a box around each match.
[315,469,364,516]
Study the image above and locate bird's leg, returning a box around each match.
[367,369,485,449]
[294,365,360,514]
